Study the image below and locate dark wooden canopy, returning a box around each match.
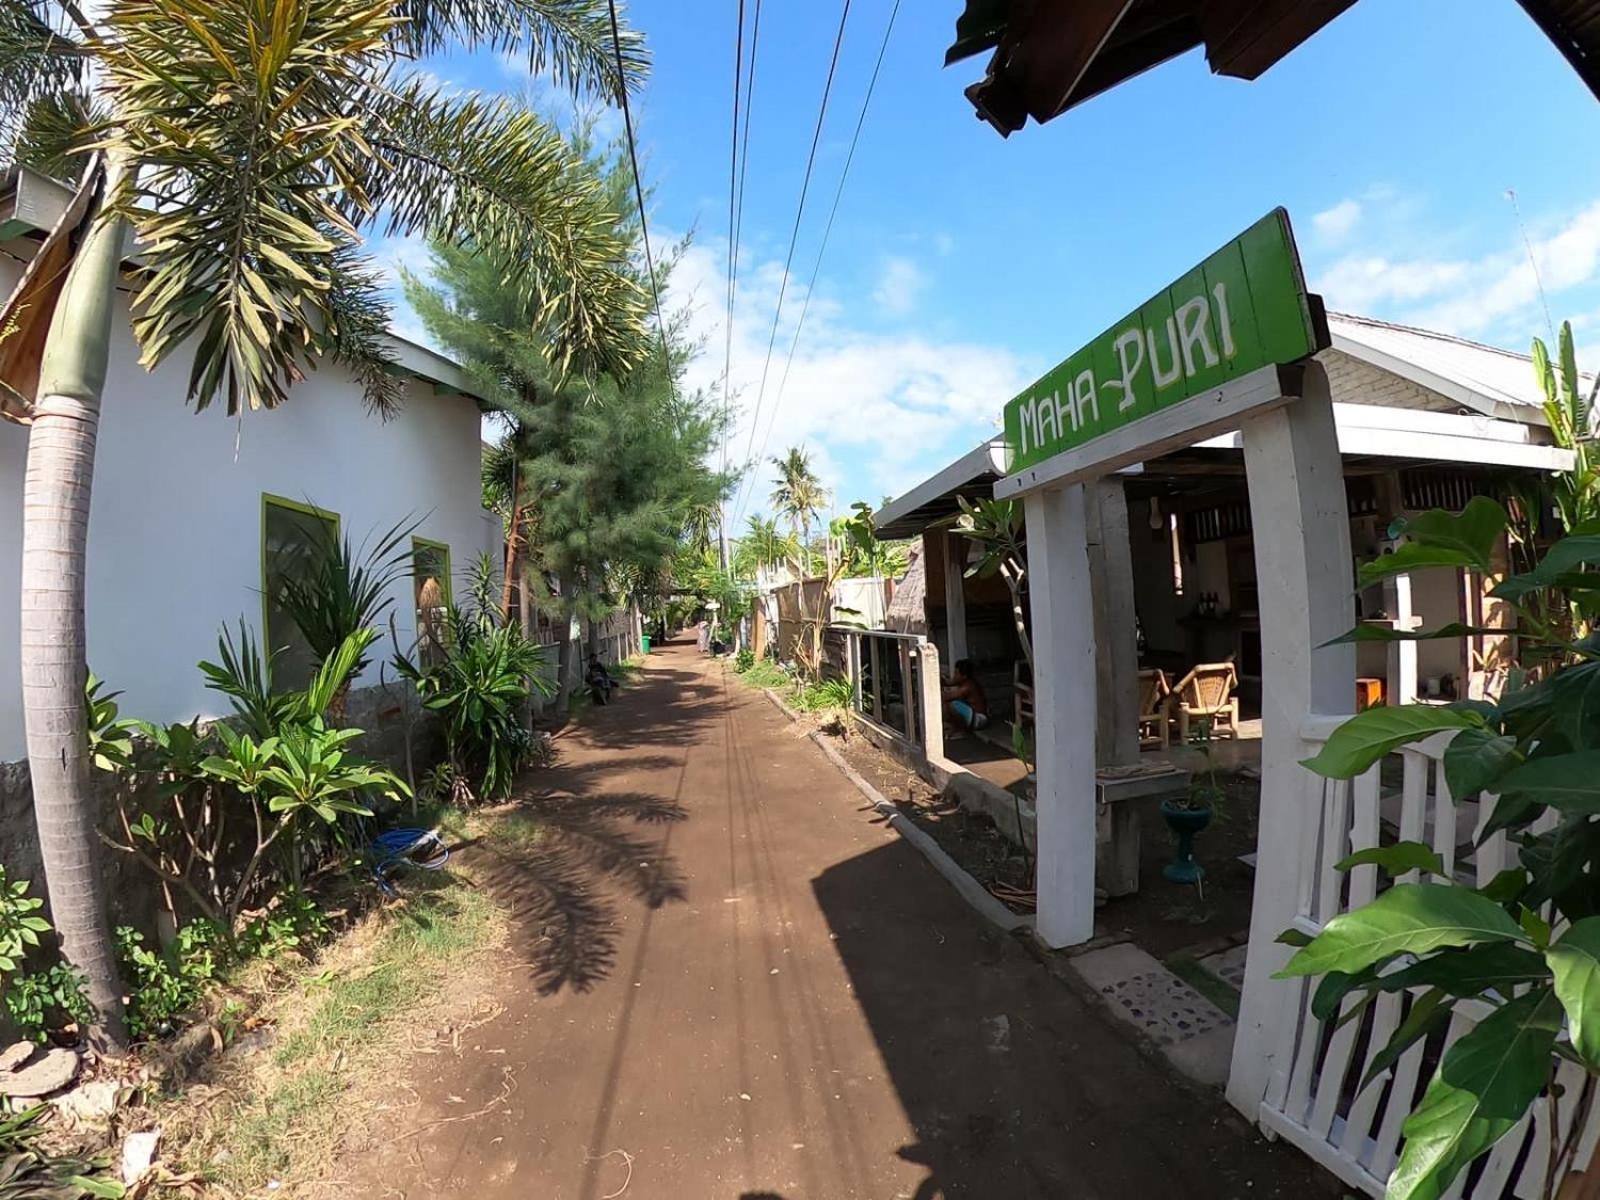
[949,0,1600,137]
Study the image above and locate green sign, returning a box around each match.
[1002,208,1324,474]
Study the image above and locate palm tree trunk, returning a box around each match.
[20,157,130,1051]
[500,498,523,621]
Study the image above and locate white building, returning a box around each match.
[0,166,501,766]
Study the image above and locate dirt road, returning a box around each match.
[355,640,1329,1199]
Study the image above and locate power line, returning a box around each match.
[732,0,853,520]
[606,0,672,388]
[720,0,745,483]
[736,0,901,526]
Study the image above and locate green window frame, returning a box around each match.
[260,494,340,690]
[412,537,452,668]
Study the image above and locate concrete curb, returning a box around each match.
[759,687,1032,935]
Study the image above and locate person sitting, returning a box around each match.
[942,659,989,733]
[587,654,615,705]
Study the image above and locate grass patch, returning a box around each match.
[734,659,790,690]
[1164,954,1242,1019]
[182,875,504,1193]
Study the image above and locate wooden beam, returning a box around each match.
[1198,0,1357,80]
[1014,0,1138,123]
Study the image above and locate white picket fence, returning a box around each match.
[1252,717,1600,1197]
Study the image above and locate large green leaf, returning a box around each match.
[1358,544,1486,587]
[1335,842,1445,877]
[1376,942,1547,999]
[1302,707,1485,780]
[1547,917,1600,1069]
[1362,987,1453,1090]
[1327,622,1502,646]
[1496,752,1600,813]
[1402,498,1510,570]
[1278,885,1526,979]
[1442,730,1520,800]
[1547,662,1600,747]
[1388,988,1561,1200]
[1492,534,1600,602]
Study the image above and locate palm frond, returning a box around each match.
[0,0,88,166]
[359,76,649,378]
[324,248,405,418]
[385,0,648,101]
[99,0,393,414]
[12,87,95,182]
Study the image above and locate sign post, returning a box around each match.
[997,209,1335,958]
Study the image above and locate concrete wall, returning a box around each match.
[0,254,499,764]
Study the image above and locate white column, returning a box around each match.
[919,640,945,761]
[1088,478,1140,765]
[943,530,970,668]
[1024,483,1098,949]
[1227,362,1356,1116]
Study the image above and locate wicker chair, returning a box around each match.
[1137,669,1172,749]
[1171,662,1240,741]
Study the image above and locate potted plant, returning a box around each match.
[1162,718,1223,885]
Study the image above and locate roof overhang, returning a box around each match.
[1329,327,1548,426]
[947,0,1356,136]
[0,165,482,403]
[874,439,1010,539]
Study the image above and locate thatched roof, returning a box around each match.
[884,542,927,635]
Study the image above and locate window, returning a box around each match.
[412,538,452,668]
[261,495,339,690]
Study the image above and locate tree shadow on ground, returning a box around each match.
[469,788,688,995]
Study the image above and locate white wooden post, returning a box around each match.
[944,530,970,668]
[1088,478,1140,765]
[1228,362,1357,1117]
[1383,571,1417,704]
[919,640,945,761]
[1024,483,1099,949]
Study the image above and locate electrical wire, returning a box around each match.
[735,0,901,526]
[732,0,853,521]
[606,0,673,388]
[720,0,746,483]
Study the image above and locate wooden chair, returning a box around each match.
[1137,669,1172,749]
[1171,661,1240,741]
[1014,661,1034,730]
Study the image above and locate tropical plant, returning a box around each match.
[97,627,407,930]
[0,0,651,1048]
[1532,321,1600,535]
[114,924,213,1040]
[396,594,551,806]
[1279,495,1600,1199]
[273,516,418,714]
[770,447,828,576]
[734,515,796,581]
[5,962,92,1044]
[955,495,1032,671]
[0,1104,123,1198]
[0,868,52,978]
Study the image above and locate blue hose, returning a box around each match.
[371,828,449,895]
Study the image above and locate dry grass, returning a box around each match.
[154,858,511,1197]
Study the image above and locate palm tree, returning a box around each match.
[734,515,795,580]
[769,447,827,576]
[0,0,649,1047]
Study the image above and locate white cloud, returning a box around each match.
[1313,199,1362,242]
[1310,196,1600,343]
[934,232,956,256]
[872,256,927,317]
[669,237,1031,524]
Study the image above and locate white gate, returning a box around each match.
[1245,721,1600,1197]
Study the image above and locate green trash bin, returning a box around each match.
[641,634,651,654]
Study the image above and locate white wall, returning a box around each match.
[0,259,497,761]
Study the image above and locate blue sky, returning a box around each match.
[395,0,1600,526]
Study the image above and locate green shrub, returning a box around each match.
[4,963,92,1044]
[396,592,550,805]
[734,647,755,672]
[236,891,332,960]
[799,677,854,712]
